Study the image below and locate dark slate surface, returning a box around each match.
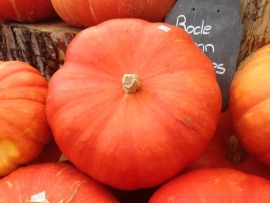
[165,0,243,111]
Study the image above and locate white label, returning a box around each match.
[31,191,46,200]
[157,25,171,32]
[27,200,49,203]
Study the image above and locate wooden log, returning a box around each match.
[0,20,82,80]
[238,0,270,65]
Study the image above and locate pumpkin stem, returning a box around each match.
[59,153,69,163]
[122,74,141,94]
[226,135,246,165]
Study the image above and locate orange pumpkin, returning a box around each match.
[51,0,176,27]
[228,44,270,166]
[0,162,119,202]
[149,168,270,203]
[0,60,52,177]
[0,0,57,23]
[46,19,222,190]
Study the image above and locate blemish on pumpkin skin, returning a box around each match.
[0,139,19,158]
[5,181,12,188]
[214,178,221,185]
[181,117,191,123]
[174,109,192,124]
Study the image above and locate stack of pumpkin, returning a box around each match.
[1,0,270,202]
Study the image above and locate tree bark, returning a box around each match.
[238,0,270,65]
[0,20,82,81]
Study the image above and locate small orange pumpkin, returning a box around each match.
[0,60,52,177]
[228,44,270,166]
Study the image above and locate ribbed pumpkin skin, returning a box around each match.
[0,0,57,23]
[46,19,222,190]
[0,61,52,177]
[228,44,270,166]
[0,162,119,203]
[51,0,176,27]
[149,168,270,203]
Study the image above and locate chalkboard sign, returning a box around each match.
[165,0,243,111]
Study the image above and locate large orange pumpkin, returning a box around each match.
[51,0,176,27]
[228,44,270,166]
[0,60,52,177]
[46,19,222,190]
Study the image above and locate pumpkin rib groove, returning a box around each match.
[0,99,45,112]
[61,0,86,27]
[0,115,49,145]
[130,91,182,187]
[133,90,203,179]
[117,93,182,189]
[87,0,99,24]
[229,64,270,98]
[64,34,131,77]
[52,94,109,115]
[0,106,50,144]
[229,71,270,122]
[0,116,38,141]
[234,98,270,125]
[0,97,47,104]
[51,92,126,170]
[0,103,45,119]
[142,83,218,140]
[62,0,77,25]
[142,67,213,82]
[61,65,123,84]
[48,91,123,134]
[0,82,49,89]
[0,88,48,103]
[0,72,42,84]
[54,89,122,109]
[237,50,270,72]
